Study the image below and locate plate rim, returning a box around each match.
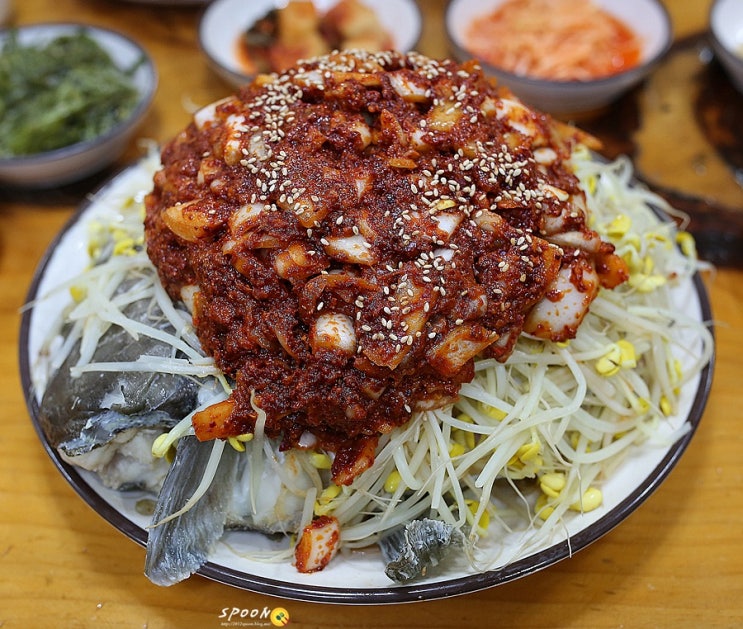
[18,162,716,604]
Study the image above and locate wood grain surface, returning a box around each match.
[1,1,741,627]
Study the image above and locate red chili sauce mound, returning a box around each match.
[144,50,627,485]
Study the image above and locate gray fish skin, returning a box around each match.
[145,436,239,586]
[380,518,463,583]
[38,297,200,456]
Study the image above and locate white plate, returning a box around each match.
[19,161,715,603]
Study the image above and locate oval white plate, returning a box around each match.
[19,161,714,603]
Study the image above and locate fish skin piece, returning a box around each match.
[146,435,314,585]
[52,408,180,457]
[145,435,239,586]
[380,518,463,583]
[38,297,201,456]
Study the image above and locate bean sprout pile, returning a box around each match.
[34,145,713,575]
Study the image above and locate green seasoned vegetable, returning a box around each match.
[0,29,142,158]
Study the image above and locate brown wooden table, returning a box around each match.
[2,1,741,627]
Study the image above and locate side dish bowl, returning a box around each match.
[0,23,157,188]
[709,0,743,94]
[445,0,672,117]
[199,0,422,87]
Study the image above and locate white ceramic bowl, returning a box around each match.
[199,0,422,87]
[709,0,743,94]
[445,0,672,117]
[0,23,157,188]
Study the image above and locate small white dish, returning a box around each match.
[0,23,157,188]
[446,0,672,117]
[709,0,743,94]
[199,0,422,87]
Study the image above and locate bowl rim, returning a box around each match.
[0,21,158,167]
[197,2,248,87]
[444,0,673,90]
[198,0,423,86]
[709,0,743,64]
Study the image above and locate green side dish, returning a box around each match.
[0,29,142,158]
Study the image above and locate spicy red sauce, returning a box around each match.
[144,51,622,484]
